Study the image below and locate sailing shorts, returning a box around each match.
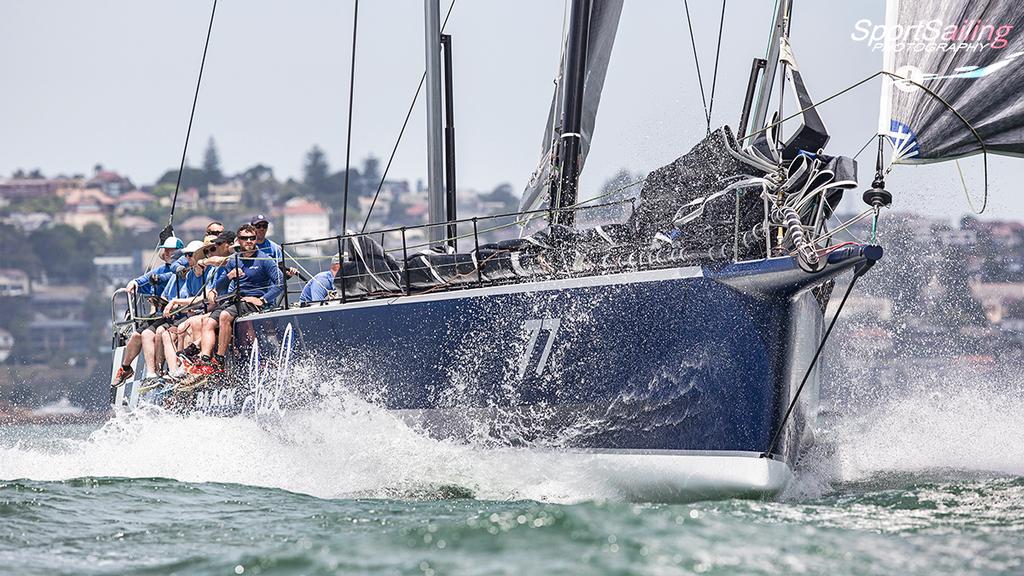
[209,299,261,322]
[134,316,171,334]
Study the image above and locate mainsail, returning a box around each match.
[879,0,1024,162]
[519,0,624,213]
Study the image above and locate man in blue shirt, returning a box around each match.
[114,236,186,386]
[299,255,339,304]
[251,214,282,260]
[252,214,299,281]
[193,224,283,373]
[158,240,213,379]
[124,236,186,296]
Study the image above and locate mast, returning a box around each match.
[441,33,458,250]
[551,0,592,227]
[424,0,446,245]
[749,0,791,136]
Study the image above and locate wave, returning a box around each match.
[0,393,626,503]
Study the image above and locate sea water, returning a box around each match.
[1,376,1022,575]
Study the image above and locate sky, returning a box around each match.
[0,0,1017,221]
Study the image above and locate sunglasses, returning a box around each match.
[207,229,224,235]
[238,235,257,241]
[253,223,269,229]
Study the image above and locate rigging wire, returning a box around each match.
[705,0,728,132]
[166,0,219,235]
[682,0,710,132]
[852,132,879,160]
[341,0,360,234]
[360,0,457,233]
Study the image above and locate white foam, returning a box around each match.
[0,394,621,503]
[822,373,1024,482]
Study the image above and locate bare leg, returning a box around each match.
[184,315,206,348]
[153,326,166,371]
[162,327,179,373]
[121,333,143,365]
[141,329,158,376]
[200,316,218,357]
[216,312,235,356]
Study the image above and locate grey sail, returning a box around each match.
[879,0,1024,162]
[520,0,624,213]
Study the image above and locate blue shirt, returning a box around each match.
[206,264,230,296]
[160,267,207,301]
[299,270,334,303]
[132,254,188,296]
[224,252,283,305]
[257,238,283,261]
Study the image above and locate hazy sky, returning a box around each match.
[0,0,1017,220]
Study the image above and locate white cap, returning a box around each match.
[182,240,206,254]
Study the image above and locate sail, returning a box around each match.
[520,0,624,213]
[878,0,1024,163]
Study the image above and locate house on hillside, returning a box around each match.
[158,187,201,212]
[0,178,66,201]
[26,317,91,361]
[30,285,89,320]
[58,188,115,232]
[0,269,30,297]
[93,255,137,289]
[175,215,213,240]
[115,190,157,214]
[207,179,244,211]
[2,212,53,232]
[283,199,330,258]
[116,215,158,236]
[86,170,133,197]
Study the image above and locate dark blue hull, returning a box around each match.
[226,247,874,466]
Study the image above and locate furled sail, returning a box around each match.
[878,0,1024,162]
[520,0,624,213]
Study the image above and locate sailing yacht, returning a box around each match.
[109,0,1020,501]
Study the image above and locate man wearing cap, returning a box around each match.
[193,224,283,373]
[157,239,214,379]
[252,214,299,287]
[124,237,187,297]
[250,215,283,260]
[113,236,189,386]
[299,255,340,304]
[176,232,235,364]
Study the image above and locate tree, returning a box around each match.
[361,155,382,197]
[28,225,96,282]
[241,163,274,183]
[157,166,209,195]
[303,145,331,199]
[0,224,41,274]
[203,137,224,185]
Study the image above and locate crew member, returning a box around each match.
[299,255,340,304]
[192,224,283,374]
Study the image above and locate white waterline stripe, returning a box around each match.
[243,265,704,322]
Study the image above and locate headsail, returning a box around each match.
[878,0,1024,163]
[520,0,624,213]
